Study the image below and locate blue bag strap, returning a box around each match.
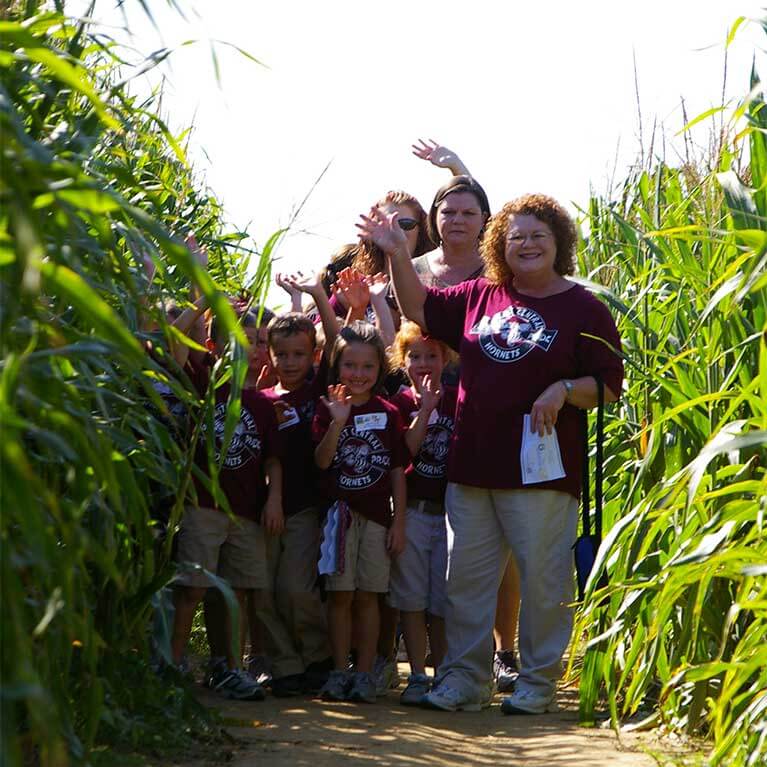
[580,377,605,541]
[595,377,604,542]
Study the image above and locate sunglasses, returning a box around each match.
[397,217,419,231]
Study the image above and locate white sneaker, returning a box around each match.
[500,687,556,715]
[421,683,484,712]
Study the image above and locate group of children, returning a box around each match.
[166,258,466,707]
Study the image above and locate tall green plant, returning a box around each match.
[0,3,272,764]
[572,19,767,767]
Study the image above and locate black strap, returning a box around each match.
[580,378,605,542]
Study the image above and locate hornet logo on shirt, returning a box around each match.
[336,428,390,489]
[469,305,557,363]
[208,402,262,469]
[410,413,453,478]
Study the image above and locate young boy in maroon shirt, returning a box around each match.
[257,272,339,696]
[169,300,283,701]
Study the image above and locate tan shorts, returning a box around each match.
[175,507,266,589]
[325,509,390,593]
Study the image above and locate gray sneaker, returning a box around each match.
[421,683,483,712]
[210,667,266,701]
[320,669,352,701]
[400,672,431,706]
[348,671,377,704]
[493,649,519,693]
[244,654,272,687]
[373,655,400,696]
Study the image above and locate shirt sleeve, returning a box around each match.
[575,294,624,399]
[328,292,345,318]
[423,282,471,352]
[259,395,284,460]
[312,398,331,443]
[388,405,410,470]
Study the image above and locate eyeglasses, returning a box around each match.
[507,232,552,245]
[397,218,418,231]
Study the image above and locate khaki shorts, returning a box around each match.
[175,506,266,589]
[325,509,390,593]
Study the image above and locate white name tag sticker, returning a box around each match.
[355,412,387,432]
[276,405,300,430]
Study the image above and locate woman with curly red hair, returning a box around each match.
[357,193,623,715]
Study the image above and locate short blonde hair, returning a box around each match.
[390,321,457,369]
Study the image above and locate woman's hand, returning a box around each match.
[356,206,408,256]
[321,384,352,426]
[530,381,568,436]
[411,138,470,176]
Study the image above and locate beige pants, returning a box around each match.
[437,485,579,699]
[262,508,330,678]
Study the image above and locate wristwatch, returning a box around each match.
[562,379,574,400]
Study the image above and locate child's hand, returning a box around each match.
[321,384,352,425]
[263,496,285,536]
[185,234,209,269]
[386,518,406,559]
[256,363,277,390]
[366,272,390,300]
[278,270,323,298]
[417,373,442,413]
[334,267,369,311]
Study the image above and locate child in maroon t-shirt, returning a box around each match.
[313,321,408,703]
[257,271,340,697]
[387,321,457,705]
[170,301,283,702]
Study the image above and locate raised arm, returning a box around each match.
[280,270,340,352]
[356,207,427,330]
[366,273,396,347]
[170,295,208,367]
[275,272,304,313]
[411,138,471,177]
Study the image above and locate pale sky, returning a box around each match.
[89,1,765,299]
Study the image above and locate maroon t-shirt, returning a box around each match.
[390,386,457,504]
[312,395,408,527]
[262,370,326,517]
[423,279,623,498]
[189,360,281,520]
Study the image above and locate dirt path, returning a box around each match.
[188,666,662,767]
